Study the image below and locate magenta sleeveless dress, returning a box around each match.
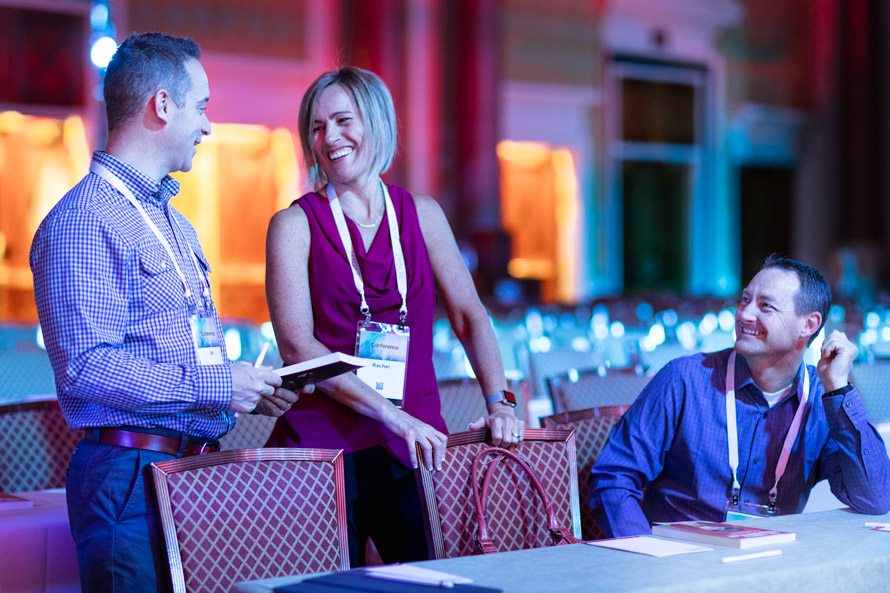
[266,184,447,466]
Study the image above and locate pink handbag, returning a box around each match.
[472,446,582,554]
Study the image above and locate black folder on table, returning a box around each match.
[274,570,502,593]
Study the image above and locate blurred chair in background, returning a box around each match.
[0,350,56,404]
[638,342,693,376]
[218,413,278,451]
[525,346,602,400]
[0,400,81,492]
[546,367,649,414]
[850,362,890,424]
[152,448,349,593]
[540,405,630,540]
[416,428,580,559]
[437,378,527,434]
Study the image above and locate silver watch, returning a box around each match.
[485,389,516,408]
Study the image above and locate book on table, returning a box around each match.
[652,521,795,549]
[0,492,34,510]
[274,352,371,391]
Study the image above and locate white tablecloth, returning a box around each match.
[0,489,79,593]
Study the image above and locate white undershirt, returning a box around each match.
[757,381,796,408]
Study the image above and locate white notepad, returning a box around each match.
[587,535,713,557]
[365,565,473,586]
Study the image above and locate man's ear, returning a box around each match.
[152,89,172,123]
[802,311,822,343]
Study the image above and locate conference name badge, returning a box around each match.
[190,314,224,366]
[354,321,409,405]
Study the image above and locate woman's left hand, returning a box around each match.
[468,406,524,448]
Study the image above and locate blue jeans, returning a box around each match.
[66,439,172,593]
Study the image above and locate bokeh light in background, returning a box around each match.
[224,328,242,361]
[90,36,117,69]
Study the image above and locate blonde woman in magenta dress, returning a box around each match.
[265,67,523,566]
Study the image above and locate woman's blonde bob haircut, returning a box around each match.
[298,66,397,191]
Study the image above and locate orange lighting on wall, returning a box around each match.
[497,140,578,304]
[172,123,300,323]
[0,116,299,324]
[0,111,90,320]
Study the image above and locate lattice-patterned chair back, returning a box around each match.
[0,400,81,491]
[437,378,527,434]
[527,347,601,399]
[850,362,890,423]
[0,351,57,403]
[218,413,278,450]
[151,448,349,593]
[417,428,580,559]
[546,367,649,413]
[540,406,629,540]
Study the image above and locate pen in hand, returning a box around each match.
[254,342,270,368]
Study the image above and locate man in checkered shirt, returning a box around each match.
[30,33,305,593]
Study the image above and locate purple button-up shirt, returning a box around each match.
[591,348,890,537]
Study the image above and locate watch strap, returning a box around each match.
[485,389,516,408]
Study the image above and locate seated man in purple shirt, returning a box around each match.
[590,254,890,537]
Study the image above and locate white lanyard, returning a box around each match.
[90,162,209,306]
[327,179,408,325]
[725,350,810,511]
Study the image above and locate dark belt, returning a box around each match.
[87,428,220,457]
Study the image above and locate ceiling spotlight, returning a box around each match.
[90,35,117,69]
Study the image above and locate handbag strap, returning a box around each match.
[471,446,580,554]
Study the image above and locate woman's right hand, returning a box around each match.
[381,407,447,471]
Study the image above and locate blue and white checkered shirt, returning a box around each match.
[591,348,890,537]
[30,151,233,438]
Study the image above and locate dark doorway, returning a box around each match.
[622,161,689,293]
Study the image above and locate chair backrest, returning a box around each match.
[437,378,527,434]
[417,428,580,559]
[0,400,82,491]
[641,342,693,375]
[0,350,57,403]
[526,347,601,399]
[540,405,629,540]
[546,367,649,414]
[850,362,890,423]
[218,413,278,450]
[152,448,349,593]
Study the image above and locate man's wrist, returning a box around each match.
[823,382,854,397]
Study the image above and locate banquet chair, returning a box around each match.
[218,413,278,450]
[151,448,349,593]
[526,346,602,399]
[540,405,630,540]
[0,400,82,492]
[640,342,693,375]
[437,378,528,434]
[850,362,890,423]
[416,428,580,559]
[546,366,650,414]
[0,350,57,403]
